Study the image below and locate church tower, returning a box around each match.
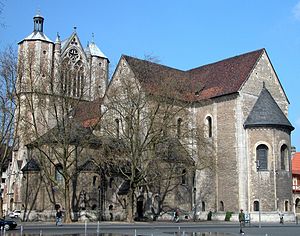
[6,14,109,212]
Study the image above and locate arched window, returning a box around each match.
[55,164,63,184]
[202,201,206,211]
[295,198,300,214]
[256,144,268,170]
[219,201,224,211]
[177,118,182,139]
[115,118,120,138]
[285,200,289,211]
[280,145,288,171]
[181,169,187,185]
[93,176,97,186]
[254,201,260,211]
[206,116,212,138]
[61,54,85,98]
[109,177,114,188]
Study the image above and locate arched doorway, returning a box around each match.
[295,198,300,214]
[136,195,144,218]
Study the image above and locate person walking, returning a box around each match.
[56,208,63,226]
[239,209,245,234]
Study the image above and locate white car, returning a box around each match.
[8,210,21,218]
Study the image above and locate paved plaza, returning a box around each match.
[2,221,300,236]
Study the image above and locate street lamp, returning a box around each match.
[98,185,102,221]
[256,160,262,228]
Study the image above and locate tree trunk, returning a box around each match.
[127,188,135,222]
[64,180,72,223]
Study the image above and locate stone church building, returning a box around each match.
[3,14,295,222]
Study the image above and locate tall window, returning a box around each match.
[55,164,64,184]
[206,116,212,138]
[219,201,224,211]
[280,145,288,171]
[115,118,120,138]
[285,200,289,211]
[202,201,206,211]
[256,144,268,170]
[254,201,260,211]
[177,118,182,139]
[181,169,187,185]
[61,55,85,98]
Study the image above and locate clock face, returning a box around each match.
[68,48,79,62]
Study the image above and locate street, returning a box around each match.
[2,221,300,236]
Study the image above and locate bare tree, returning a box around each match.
[15,45,102,222]
[98,55,197,221]
[0,45,17,217]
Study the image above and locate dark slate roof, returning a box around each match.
[78,159,100,172]
[244,86,294,131]
[26,120,102,148]
[123,49,264,102]
[21,159,40,172]
[117,180,130,195]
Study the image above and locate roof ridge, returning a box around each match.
[123,54,185,73]
[188,48,265,72]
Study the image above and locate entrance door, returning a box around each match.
[137,196,144,218]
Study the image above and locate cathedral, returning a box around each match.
[3,13,295,222]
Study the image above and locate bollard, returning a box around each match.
[20,225,23,236]
[97,221,100,235]
[85,221,87,236]
[39,229,42,236]
[134,229,137,236]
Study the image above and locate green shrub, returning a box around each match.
[225,211,233,221]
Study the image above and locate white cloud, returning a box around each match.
[293,1,300,21]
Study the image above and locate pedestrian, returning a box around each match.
[279,212,284,224]
[239,209,245,234]
[173,209,180,222]
[56,208,62,226]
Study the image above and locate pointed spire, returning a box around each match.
[73,26,77,33]
[263,81,266,89]
[55,32,61,43]
[92,33,95,43]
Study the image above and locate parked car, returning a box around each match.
[8,210,21,218]
[0,218,17,230]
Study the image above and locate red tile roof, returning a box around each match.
[73,98,102,128]
[292,152,300,174]
[123,49,264,102]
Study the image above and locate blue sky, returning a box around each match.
[1,0,300,149]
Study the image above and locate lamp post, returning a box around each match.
[98,185,102,221]
[256,160,262,228]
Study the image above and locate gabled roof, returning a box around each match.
[244,86,294,131]
[292,153,300,175]
[123,49,264,102]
